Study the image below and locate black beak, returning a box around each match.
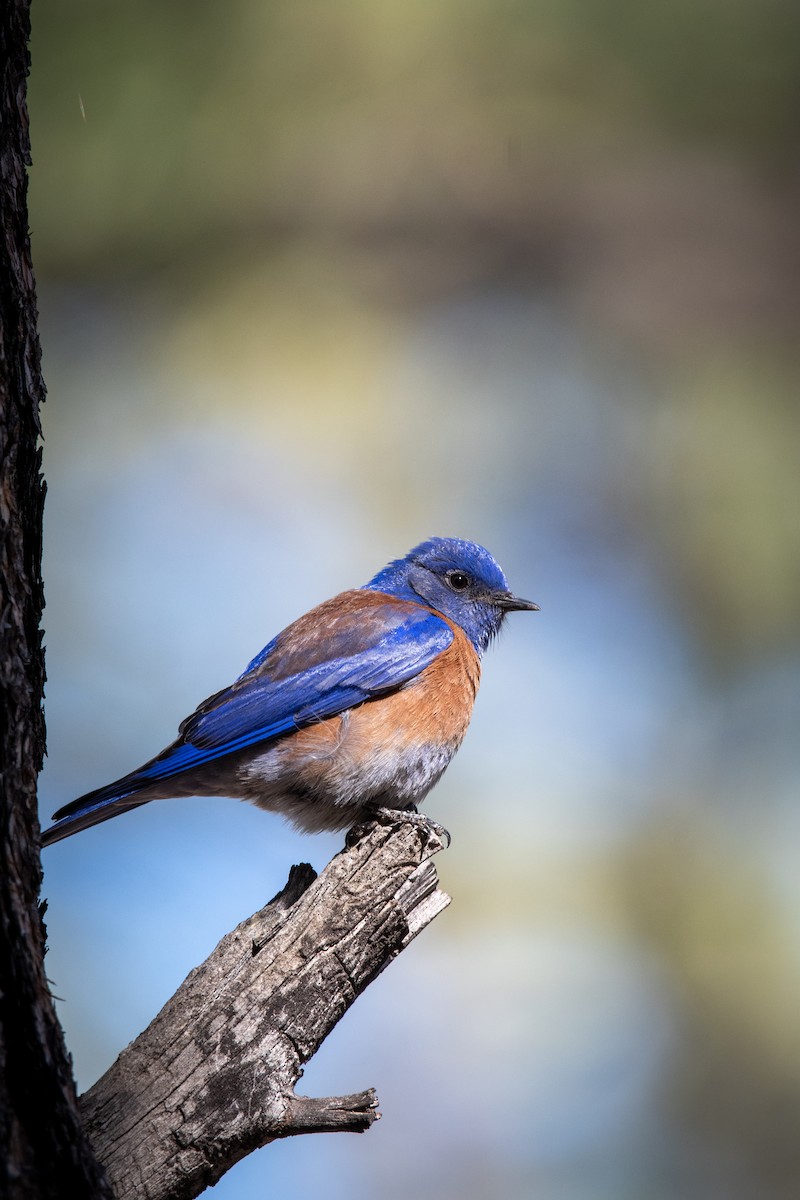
[495,592,540,612]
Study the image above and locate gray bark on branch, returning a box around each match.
[80,821,450,1200]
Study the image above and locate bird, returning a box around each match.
[41,537,538,847]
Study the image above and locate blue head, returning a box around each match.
[365,537,538,654]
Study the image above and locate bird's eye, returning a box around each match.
[447,571,470,591]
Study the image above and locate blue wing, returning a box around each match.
[42,594,452,844]
[136,600,451,778]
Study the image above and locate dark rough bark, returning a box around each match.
[0,3,113,1196]
[80,822,450,1200]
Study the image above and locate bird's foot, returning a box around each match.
[348,805,451,849]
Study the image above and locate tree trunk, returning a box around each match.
[0,2,114,1197]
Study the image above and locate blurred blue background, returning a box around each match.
[30,3,800,1198]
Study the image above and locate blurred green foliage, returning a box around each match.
[31,0,800,266]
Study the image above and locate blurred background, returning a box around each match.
[30,2,800,1198]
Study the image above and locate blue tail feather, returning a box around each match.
[42,774,155,846]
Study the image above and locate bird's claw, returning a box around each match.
[362,805,451,849]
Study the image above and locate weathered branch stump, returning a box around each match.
[79,821,450,1200]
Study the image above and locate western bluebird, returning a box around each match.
[41,537,538,847]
